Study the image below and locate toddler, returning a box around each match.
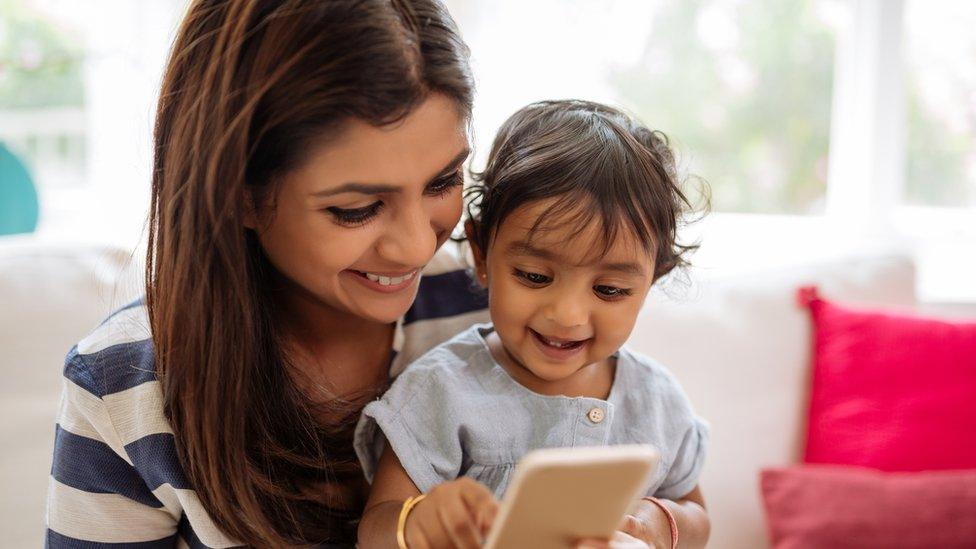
[356,100,710,549]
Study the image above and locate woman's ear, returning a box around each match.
[464,220,488,287]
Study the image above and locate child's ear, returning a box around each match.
[464,220,489,287]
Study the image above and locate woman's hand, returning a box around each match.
[403,477,499,549]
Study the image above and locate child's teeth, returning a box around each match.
[545,337,572,348]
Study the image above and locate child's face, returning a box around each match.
[471,199,655,383]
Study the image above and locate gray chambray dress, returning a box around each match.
[353,323,709,501]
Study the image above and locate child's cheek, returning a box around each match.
[596,302,642,349]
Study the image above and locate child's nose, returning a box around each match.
[543,294,588,329]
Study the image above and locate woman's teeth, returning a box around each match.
[362,270,415,286]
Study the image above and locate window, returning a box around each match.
[448,0,841,214]
[0,0,87,191]
[903,0,976,208]
[450,0,975,302]
[0,0,182,245]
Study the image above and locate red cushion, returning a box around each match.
[761,465,976,549]
[798,286,976,471]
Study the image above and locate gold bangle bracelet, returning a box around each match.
[396,494,427,549]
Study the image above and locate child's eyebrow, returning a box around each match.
[506,241,646,276]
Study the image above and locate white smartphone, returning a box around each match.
[483,444,660,549]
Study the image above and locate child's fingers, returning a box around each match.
[478,500,499,538]
[435,499,483,549]
[574,539,611,549]
[618,513,649,542]
[456,478,499,538]
[456,478,496,514]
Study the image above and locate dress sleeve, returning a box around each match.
[46,348,178,547]
[354,362,464,494]
[652,416,709,501]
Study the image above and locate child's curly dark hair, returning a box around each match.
[465,99,708,281]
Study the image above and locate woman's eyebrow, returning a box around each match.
[312,182,400,197]
[312,148,470,198]
[431,147,471,179]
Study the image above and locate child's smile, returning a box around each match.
[471,198,656,397]
[527,327,591,360]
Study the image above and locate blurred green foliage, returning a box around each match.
[610,0,835,214]
[905,87,975,208]
[0,0,84,109]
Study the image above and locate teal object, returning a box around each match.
[0,142,39,235]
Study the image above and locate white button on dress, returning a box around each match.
[587,407,606,424]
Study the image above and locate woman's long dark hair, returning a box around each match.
[145,1,472,545]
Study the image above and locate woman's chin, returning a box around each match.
[347,291,419,325]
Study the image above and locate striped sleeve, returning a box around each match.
[46,347,179,547]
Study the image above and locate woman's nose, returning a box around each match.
[376,204,437,268]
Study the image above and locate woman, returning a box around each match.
[46,1,676,547]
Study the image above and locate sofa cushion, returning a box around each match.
[799,286,976,471]
[0,235,141,546]
[626,254,917,549]
[761,465,976,549]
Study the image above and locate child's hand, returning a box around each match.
[403,477,499,549]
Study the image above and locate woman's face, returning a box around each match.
[251,94,468,325]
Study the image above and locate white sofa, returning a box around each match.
[2,234,972,547]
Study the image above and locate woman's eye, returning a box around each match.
[514,269,551,286]
[425,170,463,196]
[594,285,632,299]
[326,201,383,226]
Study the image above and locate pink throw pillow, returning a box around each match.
[761,465,976,549]
[798,286,976,471]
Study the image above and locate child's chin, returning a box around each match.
[525,360,585,382]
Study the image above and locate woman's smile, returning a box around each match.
[345,268,421,293]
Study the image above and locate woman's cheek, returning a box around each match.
[313,223,379,273]
[432,187,464,236]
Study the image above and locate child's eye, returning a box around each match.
[424,170,463,197]
[326,201,384,227]
[594,285,632,299]
[513,268,551,286]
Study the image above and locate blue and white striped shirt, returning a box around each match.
[46,246,489,548]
